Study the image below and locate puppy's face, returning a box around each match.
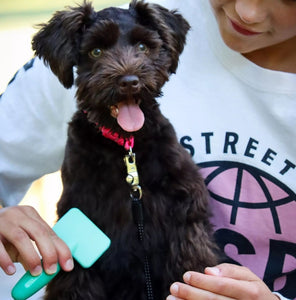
[77,9,169,134]
[32,1,190,137]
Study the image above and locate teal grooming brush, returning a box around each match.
[11,208,111,300]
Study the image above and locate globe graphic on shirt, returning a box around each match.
[198,161,296,235]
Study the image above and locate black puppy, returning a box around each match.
[32,1,218,299]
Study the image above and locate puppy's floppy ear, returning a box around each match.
[131,1,190,74]
[32,2,95,88]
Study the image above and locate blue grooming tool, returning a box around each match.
[11,208,111,300]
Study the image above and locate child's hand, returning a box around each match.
[167,263,280,300]
[0,205,74,276]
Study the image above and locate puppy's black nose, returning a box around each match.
[119,75,140,94]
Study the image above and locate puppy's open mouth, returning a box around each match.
[110,98,144,132]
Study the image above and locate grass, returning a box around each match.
[0,0,126,91]
[0,0,126,28]
[0,0,125,13]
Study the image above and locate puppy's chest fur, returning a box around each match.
[59,108,192,230]
[56,108,207,299]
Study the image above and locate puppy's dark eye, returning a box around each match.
[137,43,148,53]
[89,48,102,58]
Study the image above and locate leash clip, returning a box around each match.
[124,148,142,199]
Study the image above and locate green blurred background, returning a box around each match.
[0,0,125,93]
[0,0,126,28]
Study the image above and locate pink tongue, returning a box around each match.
[117,101,145,132]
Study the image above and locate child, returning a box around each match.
[0,0,295,299]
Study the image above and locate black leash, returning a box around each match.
[125,150,154,300]
[89,118,154,299]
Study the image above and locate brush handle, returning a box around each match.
[11,263,61,300]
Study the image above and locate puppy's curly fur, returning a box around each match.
[33,1,219,299]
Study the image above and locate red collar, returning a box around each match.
[83,111,134,150]
[100,126,134,151]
